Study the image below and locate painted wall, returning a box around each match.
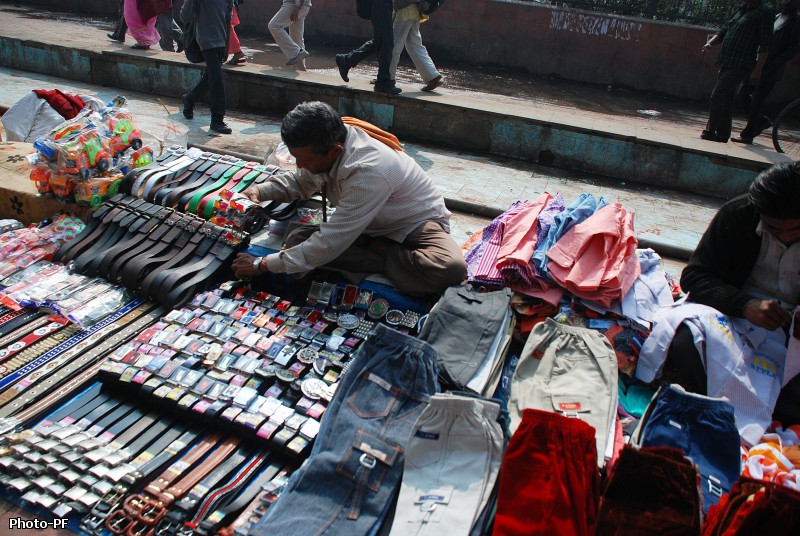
[16,0,800,102]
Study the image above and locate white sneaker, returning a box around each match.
[287,50,310,65]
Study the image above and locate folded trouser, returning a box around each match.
[703,476,800,536]
[492,409,599,536]
[632,384,741,515]
[595,445,701,535]
[388,393,504,536]
[250,324,439,536]
[509,318,617,464]
[419,284,512,390]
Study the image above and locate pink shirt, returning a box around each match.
[546,203,641,308]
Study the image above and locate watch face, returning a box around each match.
[368,299,389,319]
[337,314,360,330]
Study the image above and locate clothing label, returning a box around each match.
[557,402,582,412]
[367,372,392,391]
[358,441,389,464]
[415,430,440,440]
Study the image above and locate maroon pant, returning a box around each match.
[703,477,800,536]
[492,409,599,536]
[595,446,701,535]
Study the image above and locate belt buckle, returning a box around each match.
[122,494,149,517]
[105,509,135,535]
[137,498,167,526]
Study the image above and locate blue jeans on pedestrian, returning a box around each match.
[250,324,439,536]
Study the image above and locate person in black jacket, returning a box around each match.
[335,0,399,94]
[664,162,800,424]
[733,0,800,144]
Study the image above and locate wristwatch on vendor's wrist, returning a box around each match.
[253,257,264,273]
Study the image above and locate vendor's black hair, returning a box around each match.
[281,101,347,154]
[748,162,800,219]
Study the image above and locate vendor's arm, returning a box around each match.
[243,170,319,203]
[265,171,392,274]
[680,197,761,317]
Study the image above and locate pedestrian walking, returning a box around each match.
[336,0,399,94]
[390,0,442,92]
[268,0,312,69]
[733,0,800,144]
[157,7,184,52]
[227,2,247,65]
[700,0,774,143]
[124,0,173,49]
[180,0,234,135]
[108,0,127,43]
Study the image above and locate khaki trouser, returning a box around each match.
[284,220,467,294]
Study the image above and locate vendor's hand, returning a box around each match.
[290,7,300,22]
[243,186,261,203]
[701,43,712,53]
[743,299,792,331]
[232,253,266,279]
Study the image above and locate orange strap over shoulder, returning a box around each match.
[341,116,404,152]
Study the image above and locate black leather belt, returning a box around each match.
[71,202,147,275]
[0,310,47,338]
[35,382,104,427]
[164,159,234,209]
[148,156,216,205]
[135,155,197,201]
[0,314,50,349]
[97,207,174,279]
[137,220,207,299]
[125,150,192,198]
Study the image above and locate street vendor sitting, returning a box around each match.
[637,162,800,443]
[231,101,467,295]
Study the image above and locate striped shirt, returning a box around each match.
[716,2,774,70]
[255,125,451,274]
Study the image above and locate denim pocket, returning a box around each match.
[347,371,398,419]
[336,430,402,493]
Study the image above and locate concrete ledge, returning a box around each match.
[0,33,790,200]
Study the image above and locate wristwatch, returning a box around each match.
[253,257,263,273]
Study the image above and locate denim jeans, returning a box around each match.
[631,384,740,515]
[251,324,439,536]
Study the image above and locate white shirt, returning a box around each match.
[255,126,451,274]
[743,222,800,309]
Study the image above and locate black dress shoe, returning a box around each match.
[373,85,402,95]
[335,54,350,82]
[131,44,150,50]
[210,121,232,135]
[175,41,184,53]
[182,95,194,120]
[107,32,125,43]
[731,136,754,144]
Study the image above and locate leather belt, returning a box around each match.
[35,382,104,428]
[155,448,262,536]
[135,155,197,201]
[104,433,225,536]
[0,300,154,411]
[0,314,51,350]
[165,159,235,209]
[0,304,165,421]
[0,316,69,366]
[214,465,292,536]
[54,196,139,264]
[195,460,283,536]
[126,150,192,199]
[137,220,207,300]
[0,310,47,338]
[81,427,199,535]
[148,156,217,205]
[71,202,148,275]
[0,323,83,385]
[184,161,245,215]
[112,211,184,287]
[197,164,262,219]
[97,207,174,279]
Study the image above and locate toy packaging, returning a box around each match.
[26,96,155,206]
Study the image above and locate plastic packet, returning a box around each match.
[0,243,60,280]
[50,280,118,314]
[0,264,70,310]
[265,142,296,171]
[73,174,123,207]
[40,273,94,304]
[66,286,134,329]
[0,260,54,287]
[0,220,23,235]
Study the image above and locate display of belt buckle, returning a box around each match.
[51,502,76,519]
[84,446,115,464]
[21,432,46,447]
[22,450,43,464]
[36,492,61,510]
[105,463,135,483]
[75,437,105,452]
[61,432,91,448]
[285,436,309,456]
[19,488,41,503]
[50,423,83,440]
[10,443,32,456]
[46,481,68,497]
[48,461,69,475]
[8,476,34,492]
[99,450,130,468]
[60,469,82,484]
[32,474,56,489]
[89,463,112,480]
[62,486,89,504]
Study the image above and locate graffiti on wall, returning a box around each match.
[549,11,642,41]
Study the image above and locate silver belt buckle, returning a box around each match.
[84,446,114,464]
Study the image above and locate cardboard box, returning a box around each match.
[0,141,93,226]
